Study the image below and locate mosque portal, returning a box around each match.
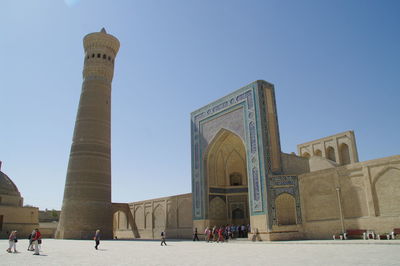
[191,80,288,238]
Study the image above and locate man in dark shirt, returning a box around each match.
[94,229,101,250]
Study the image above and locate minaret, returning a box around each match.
[56,28,120,239]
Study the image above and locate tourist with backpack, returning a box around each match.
[27,229,35,251]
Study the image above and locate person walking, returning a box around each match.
[6,231,18,253]
[160,231,167,246]
[31,228,41,255]
[205,227,212,242]
[204,227,209,242]
[241,224,247,238]
[94,229,101,250]
[27,229,35,251]
[228,225,233,240]
[217,227,224,243]
[193,228,199,241]
[212,226,218,242]
[224,226,229,242]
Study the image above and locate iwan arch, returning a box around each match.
[205,129,250,227]
[56,30,399,240]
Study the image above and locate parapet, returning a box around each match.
[297,130,359,165]
[83,28,120,56]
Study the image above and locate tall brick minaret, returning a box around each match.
[56,28,120,239]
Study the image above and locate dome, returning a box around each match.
[0,171,21,197]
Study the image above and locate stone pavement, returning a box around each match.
[1,239,399,266]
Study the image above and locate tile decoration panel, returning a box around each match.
[209,187,249,194]
[269,175,302,225]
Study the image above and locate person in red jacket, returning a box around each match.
[217,227,224,243]
[31,228,41,255]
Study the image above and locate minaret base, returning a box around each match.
[56,200,113,240]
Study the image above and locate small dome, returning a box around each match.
[0,171,21,197]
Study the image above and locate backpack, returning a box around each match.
[161,232,164,237]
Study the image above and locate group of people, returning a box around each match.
[199,224,251,242]
[6,228,42,255]
[6,225,249,254]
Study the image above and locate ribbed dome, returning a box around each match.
[0,171,21,197]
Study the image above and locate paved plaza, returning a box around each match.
[1,239,400,266]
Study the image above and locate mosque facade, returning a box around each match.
[67,30,398,240]
[3,30,398,241]
[113,80,399,240]
[187,80,399,240]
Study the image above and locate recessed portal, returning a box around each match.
[113,210,130,237]
[206,129,250,227]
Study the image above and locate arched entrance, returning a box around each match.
[326,146,336,162]
[112,203,135,239]
[205,129,250,228]
[339,143,350,165]
[275,193,297,226]
[113,210,129,231]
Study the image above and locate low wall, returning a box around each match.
[299,155,400,239]
[113,193,193,239]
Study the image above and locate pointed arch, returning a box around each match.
[145,212,151,229]
[275,193,296,225]
[205,128,247,187]
[134,206,144,229]
[167,205,177,228]
[339,143,350,165]
[209,196,226,220]
[215,150,225,186]
[113,210,128,230]
[373,167,400,216]
[225,149,246,186]
[204,128,250,225]
[326,146,336,162]
[153,205,165,229]
[203,128,246,161]
[373,166,400,185]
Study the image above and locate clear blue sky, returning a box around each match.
[1,0,399,210]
